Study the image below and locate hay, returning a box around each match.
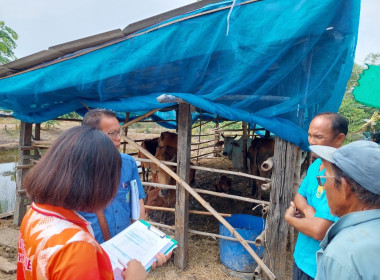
[148,234,241,280]
[146,157,267,279]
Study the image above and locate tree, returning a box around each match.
[338,54,380,142]
[0,21,18,65]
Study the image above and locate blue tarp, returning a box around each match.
[0,0,360,149]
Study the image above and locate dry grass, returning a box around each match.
[148,234,241,280]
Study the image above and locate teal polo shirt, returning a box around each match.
[293,158,338,278]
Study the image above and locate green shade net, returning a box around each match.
[353,65,380,108]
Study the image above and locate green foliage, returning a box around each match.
[42,119,60,130]
[338,54,380,143]
[0,21,18,65]
[59,111,82,120]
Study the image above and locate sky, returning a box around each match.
[1,0,379,65]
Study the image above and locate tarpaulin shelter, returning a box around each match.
[0,0,360,150]
[353,64,380,109]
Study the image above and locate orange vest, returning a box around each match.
[17,203,114,280]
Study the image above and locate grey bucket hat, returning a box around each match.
[309,140,380,195]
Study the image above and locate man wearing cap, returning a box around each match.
[285,113,347,280]
[309,140,380,279]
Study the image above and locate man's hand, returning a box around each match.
[285,201,298,222]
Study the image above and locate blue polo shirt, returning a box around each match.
[79,153,145,243]
[294,158,338,278]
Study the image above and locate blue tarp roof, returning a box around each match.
[0,0,360,149]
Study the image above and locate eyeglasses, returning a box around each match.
[107,130,122,139]
[316,175,335,187]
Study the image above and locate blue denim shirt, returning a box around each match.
[79,153,145,243]
[294,158,338,278]
[316,209,380,280]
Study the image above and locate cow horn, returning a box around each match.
[221,133,225,139]
[233,134,237,139]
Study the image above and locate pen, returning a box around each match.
[118,259,128,270]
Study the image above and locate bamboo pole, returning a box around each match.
[135,157,271,182]
[147,221,258,245]
[121,108,160,129]
[190,152,214,159]
[192,120,212,129]
[124,136,275,280]
[212,121,240,130]
[145,205,231,217]
[191,144,215,152]
[141,181,269,205]
[190,139,214,145]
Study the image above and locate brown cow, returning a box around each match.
[146,133,195,212]
[158,131,178,149]
[137,137,159,182]
[248,131,275,200]
[215,175,232,193]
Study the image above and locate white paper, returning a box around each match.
[130,180,140,221]
[101,220,177,278]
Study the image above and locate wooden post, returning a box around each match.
[263,137,296,279]
[213,116,220,157]
[242,122,248,171]
[14,122,33,226]
[196,111,202,164]
[123,113,130,154]
[174,103,192,269]
[34,123,41,140]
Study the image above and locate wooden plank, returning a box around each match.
[0,211,14,219]
[0,227,19,249]
[0,256,16,274]
[14,122,32,226]
[174,103,191,269]
[263,137,296,280]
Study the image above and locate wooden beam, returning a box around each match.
[263,137,296,279]
[174,103,192,269]
[144,205,231,217]
[14,122,32,226]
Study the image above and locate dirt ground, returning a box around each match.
[0,118,292,280]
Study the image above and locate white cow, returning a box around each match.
[221,134,252,171]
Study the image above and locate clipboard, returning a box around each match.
[101,220,177,278]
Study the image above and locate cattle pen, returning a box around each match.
[0,0,359,278]
[9,105,309,280]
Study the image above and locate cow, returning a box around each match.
[158,131,178,149]
[248,131,275,200]
[146,132,195,212]
[215,175,232,193]
[221,134,253,171]
[137,137,159,182]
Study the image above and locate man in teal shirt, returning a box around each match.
[285,113,347,279]
[310,140,380,279]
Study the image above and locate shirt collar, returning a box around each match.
[31,203,90,227]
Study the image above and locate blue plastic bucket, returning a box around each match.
[219,214,266,272]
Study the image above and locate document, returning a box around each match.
[101,220,177,279]
[130,180,140,221]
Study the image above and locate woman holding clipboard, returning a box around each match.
[17,126,146,280]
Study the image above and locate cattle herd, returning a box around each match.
[138,130,276,217]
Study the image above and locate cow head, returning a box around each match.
[145,187,176,213]
[222,134,238,158]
